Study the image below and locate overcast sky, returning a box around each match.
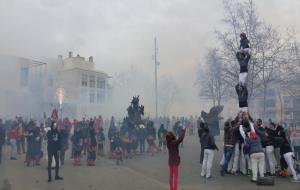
[0,0,299,116]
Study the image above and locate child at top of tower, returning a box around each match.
[239,33,250,54]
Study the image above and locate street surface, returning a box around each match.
[0,135,299,190]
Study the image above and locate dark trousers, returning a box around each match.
[200,145,204,164]
[221,146,234,175]
[0,145,2,164]
[139,139,145,153]
[16,137,25,154]
[88,151,96,161]
[48,150,59,179]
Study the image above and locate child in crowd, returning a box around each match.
[97,128,105,157]
[158,124,167,153]
[87,127,97,166]
[72,127,83,166]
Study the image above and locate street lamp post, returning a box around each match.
[154,37,160,118]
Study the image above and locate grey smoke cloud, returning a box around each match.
[0,0,299,116]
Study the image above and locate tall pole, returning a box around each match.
[154,37,159,118]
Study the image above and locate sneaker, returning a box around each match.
[48,178,52,182]
[206,176,214,180]
[250,179,257,183]
[10,157,17,160]
[291,179,299,183]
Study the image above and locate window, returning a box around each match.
[294,98,300,110]
[97,91,105,103]
[82,74,88,87]
[90,91,95,103]
[90,75,95,88]
[265,99,275,108]
[97,77,105,89]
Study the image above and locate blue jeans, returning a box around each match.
[221,145,234,175]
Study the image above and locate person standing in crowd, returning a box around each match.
[221,119,238,176]
[201,127,218,179]
[108,119,117,153]
[239,113,255,175]
[198,118,206,164]
[87,127,97,166]
[158,124,167,152]
[246,131,265,182]
[97,128,105,157]
[0,119,5,164]
[59,126,69,165]
[16,122,25,155]
[146,121,158,155]
[47,121,63,182]
[114,132,123,165]
[138,124,147,154]
[9,123,18,160]
[277,125,299,182]
[166,125,186,190]
[72,126,83,166]
[265,123,277,176]
[122,131,132,159]
[80,119,89,156]
[32,123,42,166]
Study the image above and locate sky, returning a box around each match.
[0,0,299,117]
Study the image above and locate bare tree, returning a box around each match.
[196,48,229,106]
[215,0,297,118]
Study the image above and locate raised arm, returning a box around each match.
[174,129,186,145]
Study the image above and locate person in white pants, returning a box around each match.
[239,120,255,175]
[231,142,241,174]
[265,144,276,175]
[277,126,299,182]
[201,128,218,179]
[202,149,215,178]
[10,138,17,160]
[246,132,265,182]
[265,123,278,175]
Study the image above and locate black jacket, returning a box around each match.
[236,52,251,73]
[235,84,248,103]
[47,129,61,152]
[201,133,218,150]
[240,38,250,49]
[0,126,5,146]
[255,126,267,147]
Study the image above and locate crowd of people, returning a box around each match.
[0,115,197,167]
[1,112,300,187]
[197,112,300,184]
